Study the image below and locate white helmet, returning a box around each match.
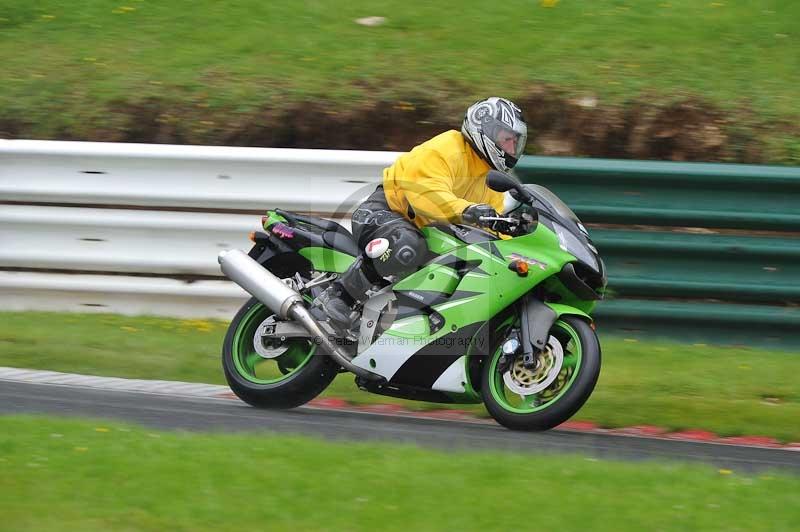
[461,97,528,172]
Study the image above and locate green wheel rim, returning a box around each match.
[231,303,316,385]
[489,320,583,414]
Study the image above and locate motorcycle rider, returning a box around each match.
[314,96,528,329]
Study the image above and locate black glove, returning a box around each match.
[491,218,516,235]
[461,203,498,225]
[462,203,518,234]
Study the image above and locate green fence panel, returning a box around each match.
[515,157,800,230]
[592,229,800,303]
[596,299,800,350]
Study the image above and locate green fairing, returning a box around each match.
[262,210,355,273]
[457,312,518,403]
[421,226,463,255]
[262,210,287,228]
[390,225,575,339]
[389,316,429,336]
[227,195,603,420]
[298,247,356,273]
[290,219,590,366]
[395,261,462,295]
[291,222,589,332]
[544,303,593,322]
[386,225,591,404]
[542,276,598,316]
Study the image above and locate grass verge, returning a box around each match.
[1,415,798,531]
[1,311,798,441]
[0,0,798,158]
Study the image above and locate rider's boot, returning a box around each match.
[313,258,375,330]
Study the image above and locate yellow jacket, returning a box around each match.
[383,130,505,229]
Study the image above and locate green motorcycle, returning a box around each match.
[218,171,606,431]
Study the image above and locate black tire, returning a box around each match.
[222,297,338,409]
[481,316,601,431]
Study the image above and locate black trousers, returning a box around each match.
[350,186,428,281]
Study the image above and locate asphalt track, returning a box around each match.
[1,379,798,474]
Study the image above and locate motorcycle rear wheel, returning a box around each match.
[222,297,337,409]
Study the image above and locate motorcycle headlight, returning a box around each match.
[552,223,599,271]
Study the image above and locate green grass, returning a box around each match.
[1,415,798,531]
[1,0,798,142]
[1,311,799,441]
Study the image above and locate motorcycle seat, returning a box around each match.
[322,229,359,256]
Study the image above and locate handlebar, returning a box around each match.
[473,213,536,237]
[478,216,517,223]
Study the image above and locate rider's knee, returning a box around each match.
[370,226,427,278]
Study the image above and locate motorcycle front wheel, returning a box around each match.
[481,316,600,431]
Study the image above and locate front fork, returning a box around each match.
[500,293,558,370]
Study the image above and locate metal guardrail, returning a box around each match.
[2,140,799,348]
[0,205,259,275]
[0,140,379,318]
[0,272,246,320]
[0,139,389,211]
[0,205,353,276]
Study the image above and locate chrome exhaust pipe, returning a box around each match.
[218,249,380,380]
[218,249,302,320]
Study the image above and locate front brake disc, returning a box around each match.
[502,336,564,396]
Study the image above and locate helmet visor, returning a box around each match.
[483,116,527,160]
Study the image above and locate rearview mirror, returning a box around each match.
[486,170,518,192]
[486,170,534,203]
